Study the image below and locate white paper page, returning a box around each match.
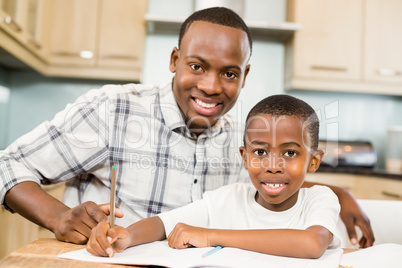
[58,241,342,268]
[340,243,402,268]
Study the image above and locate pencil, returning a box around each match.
[110,165,116,227]
[202,246,223,258]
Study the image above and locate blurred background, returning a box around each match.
[1,0,402,258]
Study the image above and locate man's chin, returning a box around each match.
[188,120,218,135]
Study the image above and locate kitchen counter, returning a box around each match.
[316,165,402,181]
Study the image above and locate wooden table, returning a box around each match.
[0,238,137,267]
[0,238,357,267]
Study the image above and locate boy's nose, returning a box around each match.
[265,154,285,174]
[197,73,222,95]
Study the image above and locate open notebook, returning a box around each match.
[58,240,343,268]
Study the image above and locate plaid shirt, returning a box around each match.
[0,82,248,226]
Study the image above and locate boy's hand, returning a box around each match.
[87,222,131,257]
[54,202,124,244]
[167,223,210,249]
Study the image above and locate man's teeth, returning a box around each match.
[266,183,284,188]
[195,99,217,109]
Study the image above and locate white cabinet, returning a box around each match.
[287,0,402,95]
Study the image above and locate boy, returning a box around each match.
[87,94,341,259]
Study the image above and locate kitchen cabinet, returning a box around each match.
[47,0,98,67]
[0,0,51,69]
[286,0,402,95]
[364,0,402,84]
[306,172,402,201]
[46,0,147,81]
[0,183,65,260]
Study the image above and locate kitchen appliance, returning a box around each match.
[385,126,402,173]
[319,140,377,168]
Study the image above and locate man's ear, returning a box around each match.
[169,47,179,73]
[307,150,324,173]
[239,146,249,170]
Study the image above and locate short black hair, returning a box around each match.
[244,94,320,151]
[179,7,253,56]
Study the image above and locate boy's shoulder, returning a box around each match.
[300,185,339,202]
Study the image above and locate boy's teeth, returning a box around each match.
[266,183,284,188]
[195,99,217,109]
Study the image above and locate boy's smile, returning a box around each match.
[240,114,322,212]
[169,21,250,135]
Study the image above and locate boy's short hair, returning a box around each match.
[178,7,253,56]
[245,94,320,151]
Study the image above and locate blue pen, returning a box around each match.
[202,246,223,258]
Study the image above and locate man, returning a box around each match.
[0,7,374,248]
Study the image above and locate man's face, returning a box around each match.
[170,21,250,135]
[239,114,323,212]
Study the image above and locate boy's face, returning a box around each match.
[239,114,323,212]
[170,21,250,135]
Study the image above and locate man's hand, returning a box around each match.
[54,202,124,244]
[167,223,210,249]
[338,191,375,248]
[302,181,375,247]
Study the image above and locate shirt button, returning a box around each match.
[194,179,198,184]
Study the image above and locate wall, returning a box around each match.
[0,67,10,149]
[1,0,402,169]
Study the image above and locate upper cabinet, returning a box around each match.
[47,0,99,67]
[0,0,51,70]
[45,0,147,80]
[364,0,402,84]
[287,0,402,95]
[0,0,147,81]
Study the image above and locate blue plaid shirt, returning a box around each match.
[0,82,248,226]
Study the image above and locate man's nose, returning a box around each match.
[197,72,222,95]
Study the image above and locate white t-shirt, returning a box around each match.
[158,183,341,249]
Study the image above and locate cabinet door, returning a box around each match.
[364,0,402,84]
[47,0,99,66]
[97,0,147,69]
[291,0,362,80]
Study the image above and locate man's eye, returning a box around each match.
[254,149,266,156]
[190,64,202,71]
[224,71,237,79]
[284,150,297,157]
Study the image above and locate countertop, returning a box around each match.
[316,165,402,181]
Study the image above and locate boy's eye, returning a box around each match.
[253,149,266,156]
[284,150,297,157]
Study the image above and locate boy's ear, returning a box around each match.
[308,150,324,173]
[239,146,248,170]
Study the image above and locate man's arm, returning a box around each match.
[5,181,112,244]
[302,181,375,247]
[167,223,332,259]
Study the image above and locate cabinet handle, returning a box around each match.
[52,51,94,59]
[4,16,22,32]
[27,38,42,50]
[382,191,402,199]
[310,65,347,72]
[377,69,402,76]
[100,55,138,60]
